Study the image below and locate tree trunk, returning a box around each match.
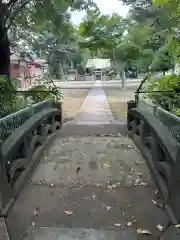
[0,16,10,77]
[59,63,65,81]
[119,61,126,88]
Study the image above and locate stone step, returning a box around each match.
[24,228,138,240]
[59,123,128,137]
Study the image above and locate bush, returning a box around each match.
[0,76,18,117]
[28,85,53,103]
[147,75,180,114]
[28,74,63,103]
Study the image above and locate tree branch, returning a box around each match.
[6,0,30,29]
[7,0,19,7]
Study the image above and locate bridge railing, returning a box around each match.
[0,100,62,216]
[127,100,180,224]
[138,94,180,143]
[0,99,54,142]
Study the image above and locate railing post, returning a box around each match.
[53,101,62,126]
[0,141,12,216]
[127,100,137,130]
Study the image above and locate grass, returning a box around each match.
[62,88,90,123]
[103,87,134,121]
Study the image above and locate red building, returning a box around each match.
[10,54,48,89]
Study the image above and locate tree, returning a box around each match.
[110,42,140,86]
[150,45,174,74]
[79,9,125,57]
[0,0,93,77]
[152,0,180,63]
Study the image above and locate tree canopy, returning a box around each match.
[0,0,94,76]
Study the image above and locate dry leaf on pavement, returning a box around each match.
[155,189,159,195]
[76,167,81,173]
[32,221,35,228]
[157,224,164,231]
[33,208,39,216]
[114,223,121,227]
[137,229,152,235]
[107,185,113,190]
[126,222,132,227]
[64,210,73,215]
[135,178,141,186]
[92,193,96,200]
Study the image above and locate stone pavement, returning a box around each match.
[53,78,142,89]
[73,80,117,125]
[6,81,169,240]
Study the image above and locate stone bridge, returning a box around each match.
[0,80,180,239]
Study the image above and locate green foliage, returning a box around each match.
[150,45,174,72]
[147,75,180,113]
[79,10,124,57]
[116,42,140,62]
[0,76,17,117]
[28,85,54,103]
[28,74,63,103]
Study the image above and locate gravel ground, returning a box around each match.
[62,88,90,122]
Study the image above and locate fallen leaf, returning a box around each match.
[50,183,54,188]
[39,180,45,185]
[106,206,111,211]
[107,185,113,190]
[135,178,141,186]
[76,167,81,174]
[114,223,121,227]
[103,163,110,168]
[127,204,133,207]
[157,224,164,231]
[92,193,96,200]
[157,203,163,208]
[137,229,152,235]
[155,189,159,195]
[33,208,39,216]
[32,221,35,228]
[64,210,73,215]
[127,222,132,227]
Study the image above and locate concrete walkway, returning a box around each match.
[75,80,115,125]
